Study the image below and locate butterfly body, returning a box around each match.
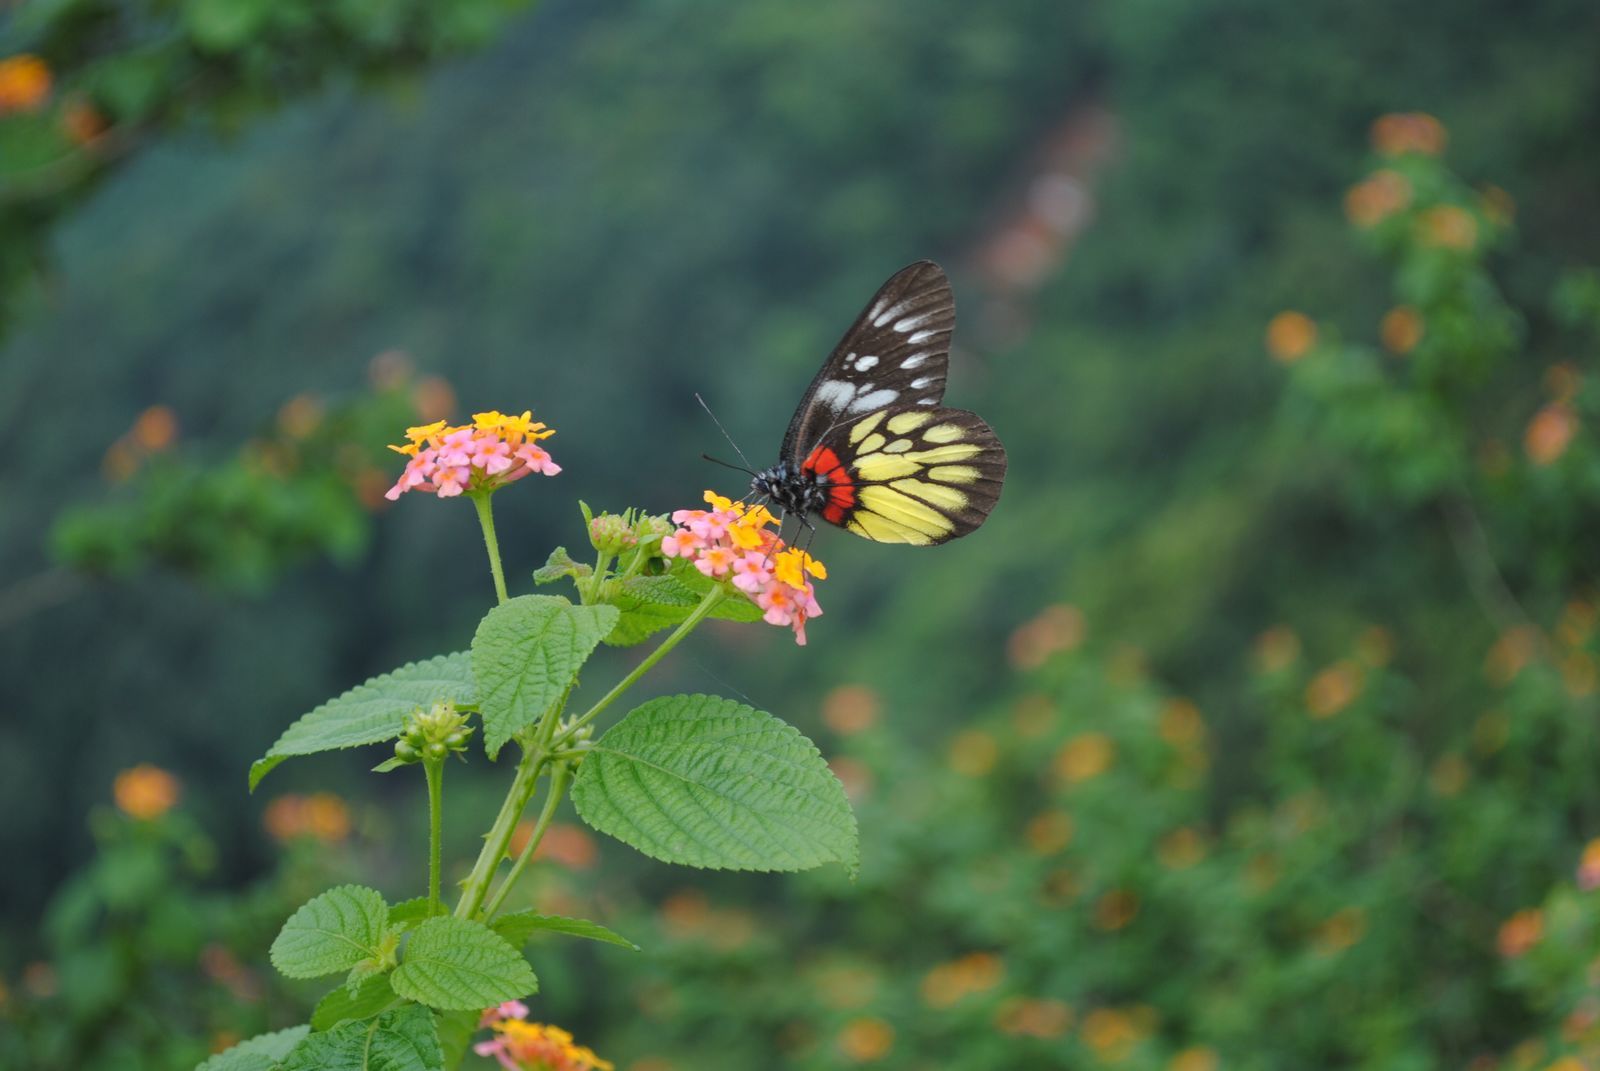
[751,261,1006,546]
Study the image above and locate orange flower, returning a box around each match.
[131,405,178,452]
[1081,1007,1147,1059]
[1171,1047,1220,1071]
[278,395,325,439]
[1305,660,1363,718]
[1344,169,1413,227]
[828,756,874,802]
[995,997,1073,1039]
[1157,827,1207,870]
[836,1017,894,1063]
[1158,698,1205,746]
[1315,907,1368,953]
[1025,811,1074,855]
[948,730,999,777]
[1094,889,1140,931]
[1380,306,1424,355]
[1265,311,1317,363]
[62,99,107,145]
[1007,604,1086,669]
[1253,625,1301,673]
[1497,908,1544,957]
[811,963,880,1009]
[822,685,881,735]
[1370,112,1447,157]
[1055,732,1114,783]
[1418,205,1479,251]
[534,824,598,870]
[263,793,350,842]
[1577,838,1600,891]
[920,953,1004,1008]
[113,764,180,819]
[0,54,52,115]
[1485,627,1540,685]
[1526,403,1578,465]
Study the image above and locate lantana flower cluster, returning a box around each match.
[385,410,559,501]
[475,1002,613,1071]
[663,491,826,645]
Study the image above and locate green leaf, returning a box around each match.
[270,886,389,980]
[388,897,445,931]
[184,0,272,51]
[251,653,476,789]
[197,1026,311,1071]
[533,546,591,586]
[472,596,618,758]
[571,694,858,873]
[432,1010,480,1071]
[603,575,759,646]
[492,910,639,951]
[279,1004,441,1071]
[311,974,398,1031]
[391,917,538,1011]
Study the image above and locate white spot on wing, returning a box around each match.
[908,329,938,344]
[848,388,900,413]
[855,355,878,371]
[894,312,934,332]
[813,380,855,412]
[902,353,928,369]
[872,299,914,328]
[917,398,936,405]
[911,376,934,389]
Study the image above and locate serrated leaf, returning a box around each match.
[672,567,766,623]
[251,654,475,789]
[603,576,758,646]
[270,886,389,980]
[279,1004,441,1071]
[533,546,591,585]
[391,917,538,1011]
[472,596,618,758]
[312,974,398,1031]
[571,694,858,873]
[492,910,638,951]
[604,602,687,647]
[197,1025,311,1071]
[388,897,445,931]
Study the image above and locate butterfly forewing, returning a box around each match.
[781,260,955,463]
[801,405,1007,546]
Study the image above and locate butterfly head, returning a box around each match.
[752,459,831,520]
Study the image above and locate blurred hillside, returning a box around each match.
[3,2,1600,1058]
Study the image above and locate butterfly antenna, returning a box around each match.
[694,393,758,473]
[701,453,756,477]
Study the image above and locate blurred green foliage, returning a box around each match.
[4,0,1600,1068]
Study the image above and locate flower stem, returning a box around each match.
[552,585,726,748]
[472,492,510,606]
[483,763,573,919]
[424,756,445,911]
[454,751,545,920]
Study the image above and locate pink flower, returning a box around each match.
[480,1000,531,1028]
[731,553,772,593]
[384,411,560,500]
[695,545,735,577]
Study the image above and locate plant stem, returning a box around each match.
[424,757,445,911]
[472,492,510,606]
[483,763,573,918]
[454,751,545,920]
[552,585,725,748]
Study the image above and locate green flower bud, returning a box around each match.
[400,701,475,759]
[588,512,639,556]
[393,739,421,763]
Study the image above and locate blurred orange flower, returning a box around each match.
[1355,625,1395,668]
[1025,811,1075,855]
[1157,827,1207,870]
[264,792,351,842]
[1429,753,1469,798]
[1008,604,1086,669]
[948,729,999,777]
[411,376,457,422]
[1545,363,1581,403]
[62,99,106,145]
[1158,698,1205,746]
[995,997,1073,1039]
[1081,1007,1147,1060]
[532,823,599,870]
[1055,732,1114,783]
[1380,306,1423,355]
[1479,183,1516,227]
[278,395,325,439]
[1577,837,1600,891]
[131,405,179,452]
[1170,1047,1220,1071]
[828,756,874,802]
[0,54,52,114]
[1344,169,1413,227]
[1485,627,1540,686]
[113,764,180,820]
[1370,112,1447,157]
[1418,205,1479,251]
[1265,311,1317,363]
[1094,889,1140,931]
[1526,403,1578,465]
[1498,908,1544,958]
[836,1017,894,1062]
[921,952,1004,1008]
[1315,907,1368,953]
[1305,660,1364,718]
[822,684,881,735]
[1253,625,1301,673]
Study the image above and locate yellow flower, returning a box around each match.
[0,54,52,115]
[774,549,827,588]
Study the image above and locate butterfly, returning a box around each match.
[749,261,1007,546]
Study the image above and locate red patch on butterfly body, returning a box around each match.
[802,445,857,524]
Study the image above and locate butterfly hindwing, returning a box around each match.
[799,405,1008,546]
[781,261,955,463]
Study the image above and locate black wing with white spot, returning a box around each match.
[780,260,955,463]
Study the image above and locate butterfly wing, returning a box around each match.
[798,405,1008,545]
[781,260,955,463]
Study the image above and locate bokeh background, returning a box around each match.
[5,0,1600,1068]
